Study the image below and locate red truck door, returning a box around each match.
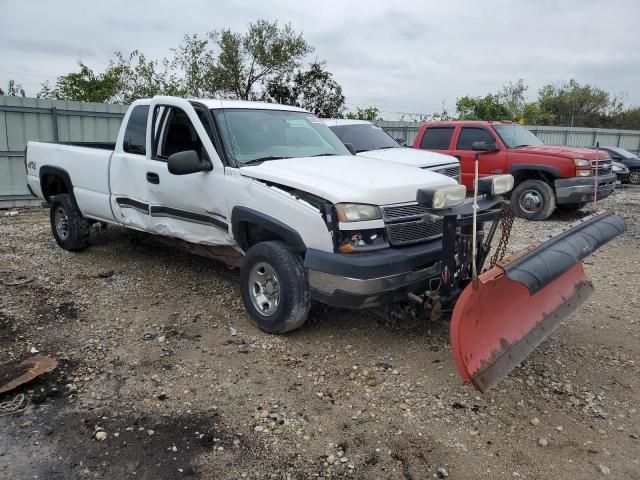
[451,126,507,189]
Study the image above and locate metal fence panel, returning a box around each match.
[0,96,127,208]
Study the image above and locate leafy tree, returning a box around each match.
[498,79,527,119]
[537,79,623,127]
[212,20,313,100]
[521,102,555,125]
[40,63,124,103]
[265,61,345,117]
[0,80,26,97]
[345,106,381,121]
[456,94,511,121]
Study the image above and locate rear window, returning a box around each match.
[420,127,454,150]
[123,105,150,155]
[456,127,496,150]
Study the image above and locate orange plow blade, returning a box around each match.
[450,211,626,393]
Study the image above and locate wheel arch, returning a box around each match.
[40,166,75,202]
[231,207,307,254]
[508,165,560,186]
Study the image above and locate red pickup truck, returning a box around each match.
[413,121,617,220]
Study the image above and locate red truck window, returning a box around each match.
[420,127,454,149]
[456,127,496,150]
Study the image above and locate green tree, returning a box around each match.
[537,79,623,127]
[521,102,556,125]
[265,61,345,117]
[0,80,26,97]
[345,106,381,121]
[40,63,124,103]
[212,20,313,100]
[498,79,527,119]
[456,94,511,121]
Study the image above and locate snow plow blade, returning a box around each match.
[450,211,626,393]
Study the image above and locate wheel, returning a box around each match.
[629,169,640,185]
[511,179,556,220]
[240,241,310,334]
[557,202,586,212]
[50,194,90,251]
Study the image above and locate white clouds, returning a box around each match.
[1,0,639,116]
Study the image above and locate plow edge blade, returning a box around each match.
[450,211,626,393]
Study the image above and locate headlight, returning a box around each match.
[577,170,592,177]
[335,203,381,222]
[478,174,514,195]
[337,228,388,253]
[574,159,591,167]
[416,185,467,209]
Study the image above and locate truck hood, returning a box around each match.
[356,147,458,168]
[515,145,610,160]
[239,155,456,205]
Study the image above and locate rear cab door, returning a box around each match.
[109,101,155,231]
[450,125,507,189]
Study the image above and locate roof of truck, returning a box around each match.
[192,98,309,112]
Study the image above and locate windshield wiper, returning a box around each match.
[242,155,291,166]
[309,153,338,157]
[513,144,531,148]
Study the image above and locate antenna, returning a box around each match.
[471,151,480,290]
[592,141,600,212]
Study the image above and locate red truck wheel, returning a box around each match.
[511,179,556,221]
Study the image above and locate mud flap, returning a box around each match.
[450,211,626,392]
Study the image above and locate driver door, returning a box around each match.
[146,97,233,246]
[451,126,506,189]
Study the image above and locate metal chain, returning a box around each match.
[490,203,516,268]
[0,393,29,417]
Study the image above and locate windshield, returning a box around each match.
[607,146,637,159]
[329,124,401,153]
[494,125,544,148]
[212,108,350,165]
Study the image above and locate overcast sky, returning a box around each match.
[2,0,639,118]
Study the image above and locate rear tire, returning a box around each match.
[240,241,310,334]
[50,194,90,251]
[511,179,556,220]
[629,169,640,185]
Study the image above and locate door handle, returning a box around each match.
[146,172,160,184]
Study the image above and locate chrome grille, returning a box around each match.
[381,202,443,246]
[427,163,460,181]
[381,203,429,221]
[386,218,444,246]
[591,159,612,175]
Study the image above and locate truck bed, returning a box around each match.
[26,141,116,223]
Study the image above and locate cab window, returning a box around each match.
[420,127,454,150]
[456,127,496,150]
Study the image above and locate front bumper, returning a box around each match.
[304,241,443,309]
[554,173,617,205]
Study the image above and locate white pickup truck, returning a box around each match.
[25,96,513,335]
[323,118,460,181]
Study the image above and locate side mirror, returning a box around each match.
[167,150,212,175]
[344,143,357,155]
[472,141,499,152]
[395,137,407,147]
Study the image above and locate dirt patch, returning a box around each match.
[1,190,639,479]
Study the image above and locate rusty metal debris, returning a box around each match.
[0,355,58,395]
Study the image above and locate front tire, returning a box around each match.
[240,241,310,334]
[629,169,640,185]
[511,179,556,220]
[50,194,90,251]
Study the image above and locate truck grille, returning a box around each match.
[426,163,460,182]
[591,159,612,176]
[381,203,443,246]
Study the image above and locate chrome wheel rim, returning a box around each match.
[54,206,70,240]
[629,170,640,185]
[248,262,280,316]
[519,189,543,214]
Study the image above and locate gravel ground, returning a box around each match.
[0,188,639,480]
